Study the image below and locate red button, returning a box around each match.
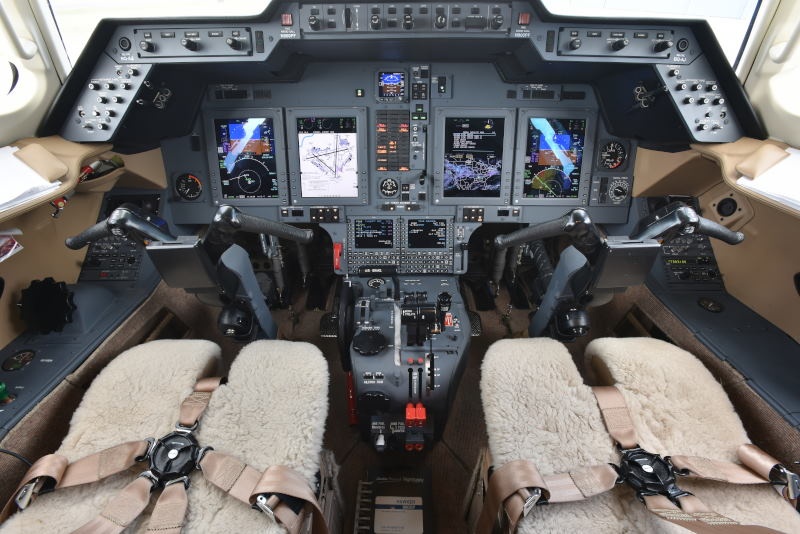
[518,12,531,25]
[332,242,342,270]
[417,357,424,365]
[281,13,293,26]
[407,358,415,365]
[405,402,417,427]
[415,403,426,425]
[444,313,453,327]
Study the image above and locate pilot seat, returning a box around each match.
[0,339,334,533]
[472,337,800,533]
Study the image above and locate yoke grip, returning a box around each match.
[235,211,314,244]
[696,217,744,245]
[65,220,111,250]
[493,213,573,251]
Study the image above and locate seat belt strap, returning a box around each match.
[177,377,225,429]
[251,464,330,534]
[1,440,149,521]
[591,386,639,449]
[146,481,189,534]
[199,451,329,534]
[644,494,786,534]
[71,476,154,534]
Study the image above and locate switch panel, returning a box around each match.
[61,55,151,142]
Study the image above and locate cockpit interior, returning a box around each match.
[0,1,798,532]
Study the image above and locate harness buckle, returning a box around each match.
[174,420,199,434]
[14,478,45,510]
[143,430,202,489]
[614,446,692,505]
[769,464,800,500]
[520,487,543,517]
[254,494,276,522]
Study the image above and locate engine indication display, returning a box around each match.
[215,118,278,199]
[523,117,586,199]
[407,219,447,249]
[599,141,627,169]
[354,219,394,249]
[443,117,504,198]
[297,117,359,198]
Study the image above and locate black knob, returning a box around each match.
[308,15,321,31]
[88,82,99,90]
[676,82,688,91]
[103,82,114,90]
[684,96,695,104]
[96,96,107,104]
[569,38,582,50]
[611,38,629,51]
[111,96,123,104]
[707,83,719,91]
[654,40,673,52]
[352,331,387,356]
[139,41,154,53]
[180,38,198,51]
[490,15,504,30]
[434,14,446,29]
[669,68,680,77]
[714,97,725,105]
[698,97,710,105]
[692,83,704,91]
[403,14,413,30]
[370,14,381,30]
[437,292,452,312]
[120,82,131,90]
[225,37,243,50]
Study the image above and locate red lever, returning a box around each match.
[405,402,417,427]
[333,242,343,270]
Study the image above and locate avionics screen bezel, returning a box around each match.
[204,109,288,207]
[512,109,596,207]
[286,107,368,206]
[403,218,452,250]
[432,108,515,206]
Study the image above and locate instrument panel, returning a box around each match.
[162,61,634,275]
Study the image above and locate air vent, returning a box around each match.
[253,88,271,99]
[562,90,586,100]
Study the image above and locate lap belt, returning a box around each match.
[1,377,328,534]
[476,385,799,534]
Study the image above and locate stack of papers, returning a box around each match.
[737,147,800,212]
[0,146,62,213]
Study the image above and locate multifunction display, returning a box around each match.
[443,117,504,198]
[297,117,359,198]
[354,219,394,249]
[378,72,406,100]
[215,118,278,199]
[523,117,586,199]
[407,219,447,249]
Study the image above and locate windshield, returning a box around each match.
[541,0,762,66]
[50,0,271,64]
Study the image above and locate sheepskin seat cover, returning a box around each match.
[1,339,329,534]
[481,338,800,533]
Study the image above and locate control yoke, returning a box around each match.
[65,203,176,249]
[491,208,596,290]
[206,205,313,248]
[629,201,744,244]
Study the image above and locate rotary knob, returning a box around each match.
[490,15,504,30]
[434,14,446,29]
[403,14,414,30]
[611,38,629,51]
[370,14,381,30]
[226,37,243,50]
[569,38,582,50]
[180,38,198,51]
[139,41,154,53]
[308,15,321,31]
[654,40,673,52]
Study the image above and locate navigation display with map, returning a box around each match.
[297,117,359,198]
[215,118,278,199]
[442,117,504,197]
[523,117,586,199]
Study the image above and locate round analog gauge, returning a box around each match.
[3,350,35,372]
[175,173,203,200]
[599,141,627,170]
[608,178,630,203]
[367,277,386,289]
[379,178,399,197]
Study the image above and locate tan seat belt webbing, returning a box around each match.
[177,376,225,428]
[199,451,329,534]
[146,482,189,534]
[591,386,791,534]
[71,476,154,534]
[0,440,150,521]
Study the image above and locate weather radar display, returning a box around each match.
[215,118,278,199]
[297,117,359,198]
[442,117,504,197]
[523,117,586,199]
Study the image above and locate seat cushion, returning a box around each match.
[587,337,800,533]
[185,339,329,532]
[481,338,638,533]
[1,339,222,533]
